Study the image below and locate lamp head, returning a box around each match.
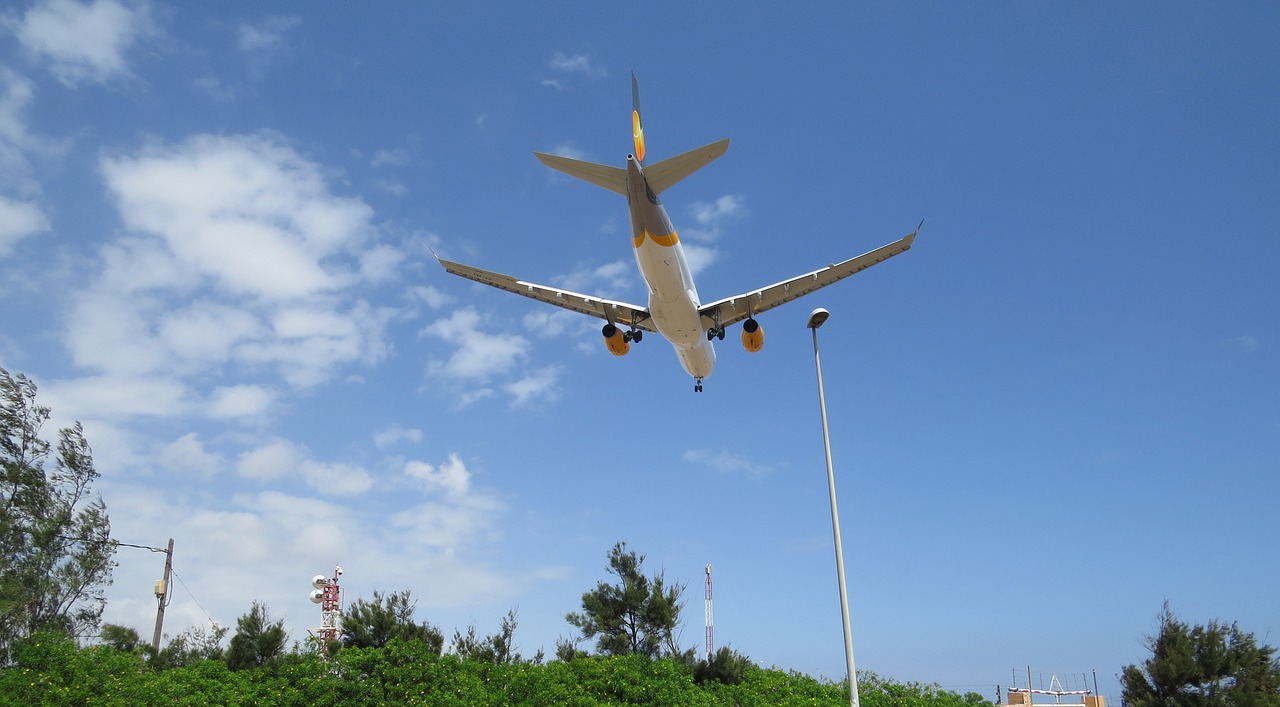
[807,308,830,329]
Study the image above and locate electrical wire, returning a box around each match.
[169,566,218,627]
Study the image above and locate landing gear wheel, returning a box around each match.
[716,329,725,341]
[632,329,643,343]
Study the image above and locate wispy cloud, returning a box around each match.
[684,448,774,478]
[0,194,49,256]
[684,194,746,242]
[541,52,606,90]
[237,15,300,54]
[237,438,374,495]
[374,423,423,449]
[1225,334,1260,352]
[421,306,528,382]
[13,0,152,87]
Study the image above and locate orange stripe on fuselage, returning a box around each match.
[633,230,679,248]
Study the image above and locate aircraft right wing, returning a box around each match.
[699,226,918,328]
[436,257,657,332]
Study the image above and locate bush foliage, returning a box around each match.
[0,631,992,707]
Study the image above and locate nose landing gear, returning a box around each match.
[694,377,704,393]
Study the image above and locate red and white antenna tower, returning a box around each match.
[704,563,715,660]
[308,564,343,650]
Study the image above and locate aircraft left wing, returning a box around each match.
[436,257,657,332]
[699,226,919,328]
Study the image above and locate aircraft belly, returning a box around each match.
[649,292,702,347]
[676,339,716,379]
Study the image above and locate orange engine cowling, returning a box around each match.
[602,323,630,356]
[741,318,764,352]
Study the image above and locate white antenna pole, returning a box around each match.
[704,564,715,660]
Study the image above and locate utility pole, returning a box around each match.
[151,538,174,652]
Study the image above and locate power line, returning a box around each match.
[169,566,218,628]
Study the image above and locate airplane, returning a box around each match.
[436,73,918,392]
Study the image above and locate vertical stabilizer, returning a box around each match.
[631,71,646,165]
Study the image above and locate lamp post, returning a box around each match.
[807,307,858,707]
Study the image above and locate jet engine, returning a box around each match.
[741,318,764,352]
[602,323,630,356]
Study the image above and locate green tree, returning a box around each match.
[100,623,143,652]
[150,622,228,668]
[341,589,444,654]
[0,367,115,664]
[226,601,287,670]
[453,607,543,664]
[1122,603,1280,707]
[565,541,687,658]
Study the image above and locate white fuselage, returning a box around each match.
[626,157,716,379]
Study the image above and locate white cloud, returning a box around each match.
[42,373,192,420]
[0,194,49,256]
[1225,334,1259,352]
[207,384,275,420]
[236,438,298,481]
[159,432,223,479]
[684,194,745,242]
[409,285,451,310]
[422,307,528,381]
[14,0,150,87]
[374,423,423,449]
[553,259,632,295]
[237,438,373,495]
[370,147,410,168]
[101,134,377,301]
[391,494,503,549]
[683,448,773,478]
[522,308,578,338]
[237,15,300,54]
[299,458,373,496]
[404,453,470,497]
[0,67,63,198]
[504,365,561,407]
[681,242,718,277]
[548,52,606,78]
[57,132,397,408]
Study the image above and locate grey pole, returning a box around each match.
[807,308,858,707]
[151,538,174,652]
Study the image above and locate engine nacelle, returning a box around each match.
[741,318,764,352]
[602,323,630,356]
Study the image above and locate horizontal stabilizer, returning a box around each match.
[533,152,628,195]
[644,138,730,195]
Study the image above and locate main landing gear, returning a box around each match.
[694,377,704,393]
[706,326,725,341]
[624,328,643,343]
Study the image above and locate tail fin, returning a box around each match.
[632,71,646,165]
[632,71,728,194]
[532,72,729,197]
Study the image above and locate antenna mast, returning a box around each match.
[308,564,343,651]
[704,563,715,660]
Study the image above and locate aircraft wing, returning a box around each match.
[436,257,657,332]
[699,227,918,328]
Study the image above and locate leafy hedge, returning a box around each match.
[0,633,991,707]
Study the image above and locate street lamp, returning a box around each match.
[807,307,859,707]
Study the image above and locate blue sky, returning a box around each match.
[2,0,1278,699]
